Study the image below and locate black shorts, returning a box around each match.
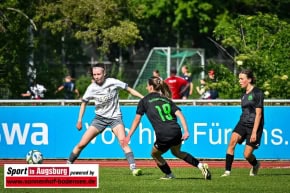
[233,121,263,149]
[181,89,190,98]
[154,133,182,153]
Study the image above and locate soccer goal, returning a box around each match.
[132,47,205,92]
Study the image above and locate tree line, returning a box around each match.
[0,0,289,99]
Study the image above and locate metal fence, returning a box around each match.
[0,99,289,106]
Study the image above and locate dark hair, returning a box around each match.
[92,63,105,69]
[170,67,177,74]
[182,65,189,70]
[90,63,106,77]
[153,69,160,74]
[148,76,172,98]
[240,69,256,84]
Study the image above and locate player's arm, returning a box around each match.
[76,101,87,131]
[175,110,189,141]
[21,91,31,97]
[127,114,141,138]
[123,114,142,146]
[126,87,144,99]
[250,107,262,143]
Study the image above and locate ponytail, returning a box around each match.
[148,76,172,98]
[160,81,172,98]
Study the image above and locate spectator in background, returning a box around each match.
[165,67,189,99]
[202,70,219,99]
[196,79,206,97]
[21,81,47,100]
[180,65,193,99]
[208,70,219,99]
[152,69,162,80]
[55,75,80,99]
[208,70,217,82]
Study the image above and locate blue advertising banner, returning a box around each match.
[0,106,289,160]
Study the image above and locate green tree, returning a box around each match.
[1,1,289,99]
[0,1,37,98]
[34,0,144,92]
[213,13,290,98]
[35,0,142,55]
[132,0,224,48]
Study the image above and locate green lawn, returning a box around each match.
[1,167,290,193]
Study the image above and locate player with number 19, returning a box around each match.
[124,76,211,180]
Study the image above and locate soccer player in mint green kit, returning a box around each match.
[67,63,143,176]
[124,76,211,180]
[221,69,264,177]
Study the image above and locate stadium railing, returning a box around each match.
[0,99,289,106]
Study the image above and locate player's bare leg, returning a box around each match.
[67,126,100,164]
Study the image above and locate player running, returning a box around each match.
[67,63,143,176]
[124,76,211,180]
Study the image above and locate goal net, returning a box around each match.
[132,47,205,95]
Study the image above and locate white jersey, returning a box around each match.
[82,78,127,118]
[27,84,47,99]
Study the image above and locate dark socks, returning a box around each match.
[158,162,172,175]
[225,154,234,171]
[249,158,258,167]
[182,153,200,167]
[68,152,79,163]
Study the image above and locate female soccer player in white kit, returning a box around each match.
[67,63,143,176]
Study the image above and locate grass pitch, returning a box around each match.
[1,167,290,193]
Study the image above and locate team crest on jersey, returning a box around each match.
[248,94,253,101]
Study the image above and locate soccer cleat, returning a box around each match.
[160,173,175,180]
[66,160,72,164]
[132,168,143,176]
[221,171,230,177]
[200,163,211,180]
[249,161,260,176]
